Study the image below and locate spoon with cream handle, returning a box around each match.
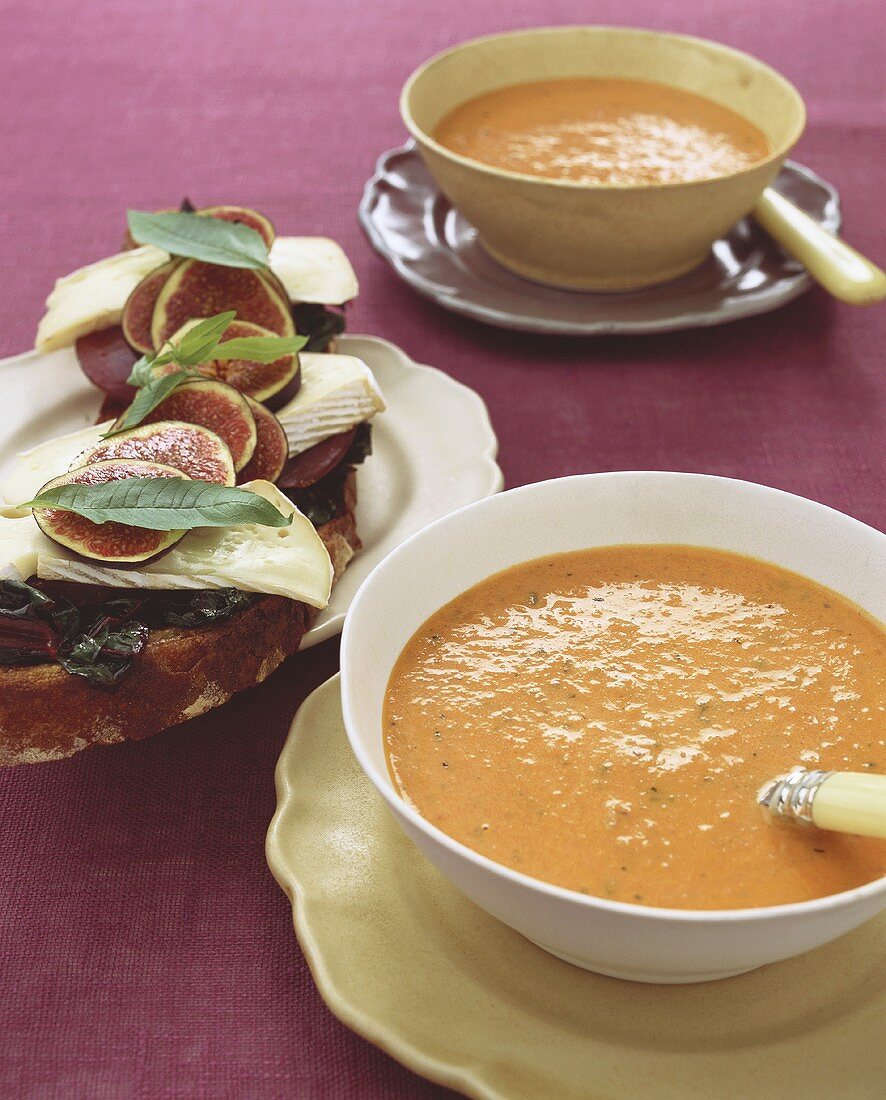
[754,189,886,306]
[758,767,886,840]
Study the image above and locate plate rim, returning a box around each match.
[358,143,842,336]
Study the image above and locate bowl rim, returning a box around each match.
[400,25,808,193]
[341,471,886,925]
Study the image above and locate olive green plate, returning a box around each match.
[266,675,885,1099]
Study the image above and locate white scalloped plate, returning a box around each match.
[0,335,503,646]
[266,674,886,1100]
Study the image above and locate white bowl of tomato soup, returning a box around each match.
[340,473,886,983]
[401,27,805,290]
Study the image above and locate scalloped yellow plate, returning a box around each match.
[266,675,885,1099]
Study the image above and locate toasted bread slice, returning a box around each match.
[0,472,360,766]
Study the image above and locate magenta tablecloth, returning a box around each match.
[1,1,883,1096]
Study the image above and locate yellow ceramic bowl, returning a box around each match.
[401,27,806,291]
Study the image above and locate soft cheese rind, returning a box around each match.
[35,238,359,351]
[276,354,385,456]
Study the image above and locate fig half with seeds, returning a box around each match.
[122,379,257,472]
[33,459,188,564]
[237,398,288,484]
[121,260,180,353]
[161,319,301,405]
[151,260,294,348]
[74,420,236,486]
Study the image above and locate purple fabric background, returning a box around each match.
[1,1,883,1096]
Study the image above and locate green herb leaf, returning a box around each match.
[104,370,196,437]
[213,334,307,362]
[113,312,306,438]
[171,311,237,364]
[126,210,269,270]
[127,355,161,388]
[23,479,293,531]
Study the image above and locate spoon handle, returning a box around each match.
[813,772,886,839]
[753,188,886,306]
[759,768,886,840]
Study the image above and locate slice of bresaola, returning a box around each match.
[277,428,357,490]
[75,326,138,404]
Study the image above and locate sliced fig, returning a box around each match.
[237,398,288,484]
[162,319,301,405]
[125,380,257,472]
[75,420,235,486]
[278,428,357,490]
[261,267,294,310]
[33,459,188,564]
[121,260,180,353]
[76,326,139,403]
[198,205,276,248]
[151,261,294,347]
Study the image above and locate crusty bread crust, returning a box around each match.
[0,472,361,766]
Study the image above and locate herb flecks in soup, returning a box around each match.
[434,78,770,186]
[384,547,885,910]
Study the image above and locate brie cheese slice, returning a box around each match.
[0,508,52,581]
[35,237,359,351]
[269,237,358,305]
[276,354,385,456]
[30,481,332,608]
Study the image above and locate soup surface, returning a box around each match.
[384,546,885,909]
[433,78,770,186]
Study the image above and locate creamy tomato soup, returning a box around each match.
[384,546,885,909]
[433,78,770,186]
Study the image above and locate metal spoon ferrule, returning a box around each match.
[757,767,835,825]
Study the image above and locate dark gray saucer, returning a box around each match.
[358,142,840,335]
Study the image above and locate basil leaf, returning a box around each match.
[127,354,162,388]
[213,334,307,362]
[127,210,269,270]
[103,370,195,437]
[23,478,293,531]
[172,311,237,364]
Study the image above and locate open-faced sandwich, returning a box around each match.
[0,205,384,765]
